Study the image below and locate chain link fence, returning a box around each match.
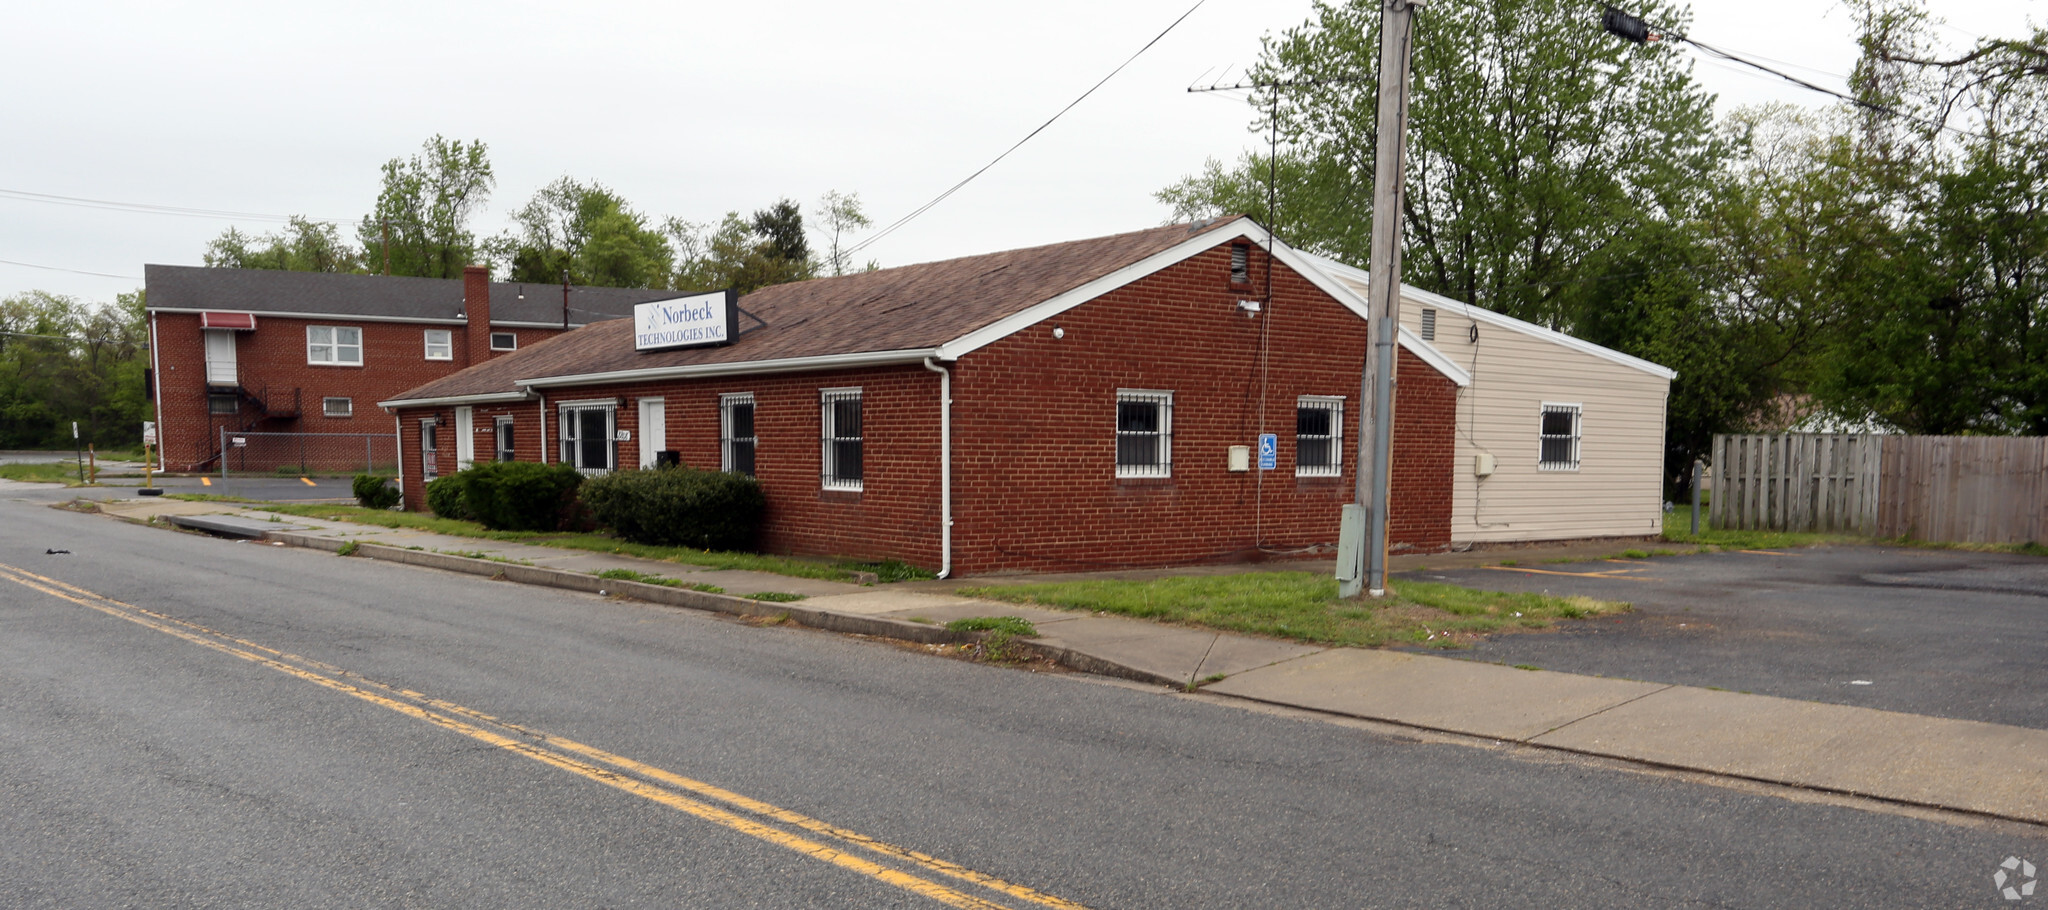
[216,429,399,478]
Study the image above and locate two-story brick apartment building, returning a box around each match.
[384,218,1590,575]
[144,265,677,472]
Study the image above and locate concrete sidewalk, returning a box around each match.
[91,496,2048,827]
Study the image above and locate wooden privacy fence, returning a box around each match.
[1711,433,2048,544]
[1877,436,2048,545]
[1710,434,1883,535]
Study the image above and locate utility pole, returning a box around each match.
[1342,0,1426,599]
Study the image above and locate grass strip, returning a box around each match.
[960,572,1625,649]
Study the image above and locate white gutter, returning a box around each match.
[378,390,533,410]
[514,348,941,390]
[922,357,953,579]
[149,307,617,330]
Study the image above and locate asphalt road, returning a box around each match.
[3,497,2043,908]
[1402,546,2048,729]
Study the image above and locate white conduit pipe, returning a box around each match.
[922,357,953,579]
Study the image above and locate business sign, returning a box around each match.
[1258,433,1277,470]
[634,290,737,351]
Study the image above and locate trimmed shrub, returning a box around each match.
[425,472,472,521]
[352,474,401,510]
[461,461,585,532]
[581,465,765,550]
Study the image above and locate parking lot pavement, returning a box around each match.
[1402,545,2048,730]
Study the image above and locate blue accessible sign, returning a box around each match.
[1258,433,1277,471]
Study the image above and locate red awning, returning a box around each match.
[200,312,257,330]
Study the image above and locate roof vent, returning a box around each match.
[1421,308,1437,341]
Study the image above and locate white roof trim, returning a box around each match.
[1398,327,1471,387]
[148,306,610,330]
[513,348,939,390]
[1297,251,1678,380]
[378,390,533,410]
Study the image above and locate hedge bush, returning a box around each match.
[461,461,585,532]
[425,473,472,521]
[352,474,401,510]
[580,465,765,550]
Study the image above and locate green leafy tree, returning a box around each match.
[669,202,817,295]
[501,177,673,289]
[0,290,150,449]
[204,217,363,272]
[356,135,495,279]
[1158,0,1724,330]
[813,190,872,276]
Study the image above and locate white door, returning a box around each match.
[454,406,474,470]
[639,398,666,468]
[204,330,237,385]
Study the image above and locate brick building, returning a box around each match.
[383,218,1666,575]
[144,265,676,472]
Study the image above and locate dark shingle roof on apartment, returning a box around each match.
[386,219,1240,404]
[143,265,677,326]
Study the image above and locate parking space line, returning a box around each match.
[1480,565,1661,582]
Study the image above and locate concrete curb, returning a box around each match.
[266,530,973,648]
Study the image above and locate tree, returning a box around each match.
[0,290,149,449]
[813,190,872,276]
[669,202,817,295]
[356,136,495,279]
[501,177,673,289]
[204,217,362,273]
[1800,1,2048,434]
[1158,0,1724,330]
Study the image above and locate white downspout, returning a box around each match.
[538,392,548,463]
[922,357,953,579]
[393,414,406,506]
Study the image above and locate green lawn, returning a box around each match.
[0,462,88,484]
[187,497,928,584]
[959,571,1626,649]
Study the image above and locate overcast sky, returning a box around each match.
[4,0,2040,305]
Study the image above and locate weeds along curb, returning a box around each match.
[1007,639,1181,688]
[265,529,968,647]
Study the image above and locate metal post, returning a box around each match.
[1691,459,1703,535]
[220,425,228,483]
[1344,0,1422,599]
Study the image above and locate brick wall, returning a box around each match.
[390,241,1459,574]
[154,311,563,472]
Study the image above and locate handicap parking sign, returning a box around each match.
[1258,433,1277,470]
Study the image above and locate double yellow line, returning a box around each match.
[0,562,1088,910]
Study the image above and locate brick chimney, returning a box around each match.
[462,265,491,365]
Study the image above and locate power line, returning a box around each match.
[0,258,142,281]
[0,188,300,223]
[845,0,1209,258]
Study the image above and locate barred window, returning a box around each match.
[1296,396,1343,477]
[722,392,757,476]
[494,417,515,462]
[820,388,862,491]
[558,402,616,472]
[208,393,239,416]
[1540,404,1582,471]
[323,397,352,419]
[1115,390,1173,478]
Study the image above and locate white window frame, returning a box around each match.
[323,397,353,419]
[494,416,516,462]
[558,400,617,473]
[1539,403,1583,471]
[307,325,363,366]
[423,329,452,360]
[820,387,862,491]
[1115,389,1173,479]
[420,418,440,481]
[490,332,517,351]
[722,392,757,476]
[1295,395,1344,478]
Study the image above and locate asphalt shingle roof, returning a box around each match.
[143,265,677,326]
[387,219,1241,404]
